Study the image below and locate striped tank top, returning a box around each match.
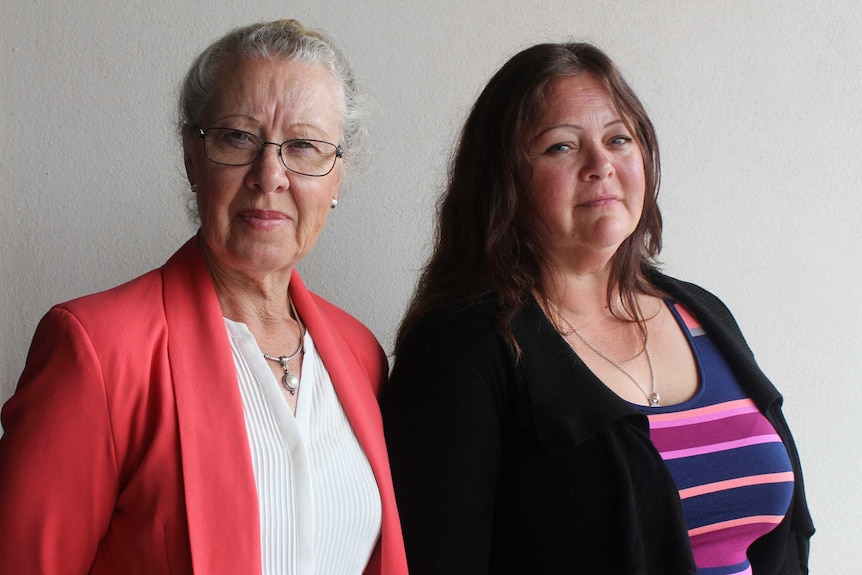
[638,303,794,575]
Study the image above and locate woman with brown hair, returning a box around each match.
[381,42,813,574]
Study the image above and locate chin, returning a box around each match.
[222,241,298,273]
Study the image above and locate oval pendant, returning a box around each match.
[282,371,299,395]
[649,393,661,407]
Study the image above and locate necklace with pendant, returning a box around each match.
[545,297,660,407]
[262,299,305,396]
[263,340,303,395]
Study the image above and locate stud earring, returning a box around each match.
[330,198,338,209]
[190,183,197,192]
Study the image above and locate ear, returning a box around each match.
[332,160,343,195]
[181,125,199,185]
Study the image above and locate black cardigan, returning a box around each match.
[381,273,813,575]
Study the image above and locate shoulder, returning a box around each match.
[384,293,514,430]
[290,277,386,386]
[648,268,760,367]
[648,269,739,326]
[400,292,503,354]
[40,239,210,357]
[52,238,205,332]
[59,268,164,314]
[290,270,376,341]
[15,267,172,428]
[649,269,723,303]
[20,269,176,399]
[47,267,167,341]
[309,291,379,344]
[310,291,385,365]
[392,292,513,394]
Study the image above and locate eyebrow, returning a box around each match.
[208,115,327,133]
[536,119,625,137]
[531,119,626,141]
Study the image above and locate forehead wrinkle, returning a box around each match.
[206,60,341,140]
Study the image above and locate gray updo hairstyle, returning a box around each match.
[178,19,372,174]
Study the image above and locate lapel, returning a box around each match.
[159,240,399,574]
[511,297,647,456]
[162,237,262,575]
[289,272,405,574]
[287,271,389,493]
[512,277,784,454]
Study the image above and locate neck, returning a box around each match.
[200,245,296,335]
[540,263,620,320]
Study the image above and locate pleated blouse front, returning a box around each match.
[225,318,382,575]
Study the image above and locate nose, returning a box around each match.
[579,141,613,182]
[246,142,290,193]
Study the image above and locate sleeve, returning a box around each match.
[0,307,119,573]
[379,315,507,575]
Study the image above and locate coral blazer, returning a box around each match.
[0,237,408,575]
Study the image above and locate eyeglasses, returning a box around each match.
[195,126,343,177]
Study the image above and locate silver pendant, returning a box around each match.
[649,393,661,407]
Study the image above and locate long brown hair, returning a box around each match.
[396,42,663,353]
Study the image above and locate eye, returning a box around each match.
[608,135,633,146]
[545,142,573,153]
[215,129,258,149]
[284,139,322,154]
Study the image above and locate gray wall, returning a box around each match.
[3,1,859,570]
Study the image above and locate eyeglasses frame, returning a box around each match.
[194,126,344,177]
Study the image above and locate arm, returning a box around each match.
[0,307,118,573]
[380,313,508,575]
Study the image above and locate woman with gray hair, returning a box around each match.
[0,20,408,575]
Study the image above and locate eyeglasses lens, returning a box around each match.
[202,128,339,176]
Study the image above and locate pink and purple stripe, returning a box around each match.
[638,303,794,574]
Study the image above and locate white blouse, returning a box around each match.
[224,318,382,575]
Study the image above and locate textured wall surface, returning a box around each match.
[3,0,859,570]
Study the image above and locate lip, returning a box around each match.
[577,195,620,208]
[238,209,290,230]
